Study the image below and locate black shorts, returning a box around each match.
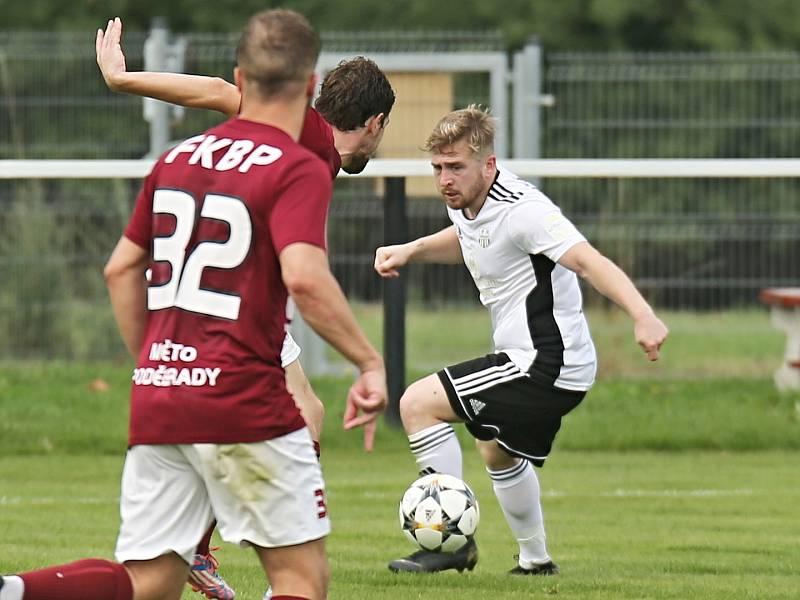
[437,352,586,466]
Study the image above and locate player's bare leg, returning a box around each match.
[125,554,190,600]
[255,538,329,600]
[260,360,324,600]
[399,374,464,477]
[1,553,188,600]
[388,374,478,574]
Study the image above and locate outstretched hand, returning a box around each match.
[343,367,387,452]
[96,17,127,90]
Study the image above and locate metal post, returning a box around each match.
[383,177,407,427]
[143,17,171,157]
[489,56,510,158]
[513,36,542,160]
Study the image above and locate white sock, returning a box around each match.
[0,576,24,600]
[408,423,463,478]
[487,460,551,565]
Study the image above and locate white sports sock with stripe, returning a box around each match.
[408,423,463,478]
[488,460,551,565]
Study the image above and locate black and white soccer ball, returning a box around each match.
[398,473,480,552]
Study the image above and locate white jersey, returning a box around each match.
[280,299,301,367]
[447,167,597,391]
[280,332,301,368]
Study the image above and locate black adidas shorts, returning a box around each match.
[437,352,586,466]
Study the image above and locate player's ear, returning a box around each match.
[484,154,497,175]
[361,113,383,135]
[368,113,386,133]
[233,67,243,92]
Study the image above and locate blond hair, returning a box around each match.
[423,104,496,157]
[236,9,320,99]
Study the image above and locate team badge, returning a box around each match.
[478,228,491,248]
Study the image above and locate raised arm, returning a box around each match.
[558,241,668,360]
[96,17,241,117]
[374,225,462,278]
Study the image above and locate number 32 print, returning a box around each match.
[149,189,252,320]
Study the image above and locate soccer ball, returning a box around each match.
[398,473,480,552]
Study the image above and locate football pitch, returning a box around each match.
[2,449,798,599]
[1,308,799,598]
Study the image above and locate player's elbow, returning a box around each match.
[571,261,590,280]
[208,77,240,116]
[103,257,144,289]
[103,259,125,285]
[563,244,605,280]
[283,272,321,302]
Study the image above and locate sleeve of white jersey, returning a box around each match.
[280,331,302,368]
[506,198,586,262]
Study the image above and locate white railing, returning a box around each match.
[4,158,800,179]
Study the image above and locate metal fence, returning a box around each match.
[1,30,800,360]
[2,164,798,360]
[0,30,503,160]
[538,51,800,308]
[542,52,800,158]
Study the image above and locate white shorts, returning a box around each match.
[115,428,330,564]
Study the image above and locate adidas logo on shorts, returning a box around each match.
[468,398,486,416]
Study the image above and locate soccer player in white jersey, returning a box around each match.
[374,105,668,575]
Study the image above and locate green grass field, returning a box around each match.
[1,308,799,598]
[2,450,798,599]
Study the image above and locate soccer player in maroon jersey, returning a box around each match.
[95,18,395,599]
[0,10,386,600]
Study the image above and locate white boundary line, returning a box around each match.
[544,488,757,498]
[3,159,800,179]
[358,488,767,501]
[7,487,798,505]
[0,496,118,505]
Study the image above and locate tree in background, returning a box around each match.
[4,0,800,51]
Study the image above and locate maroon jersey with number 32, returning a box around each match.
[124,117,332,446]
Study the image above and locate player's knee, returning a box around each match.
[399,380,438,432]
[476,439,519,471]
[398,384,421,427]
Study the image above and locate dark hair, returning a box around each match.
[236,9,320,99]
[314,57,396,131]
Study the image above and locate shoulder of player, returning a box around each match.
[284,141,332,177]
[152,119,330,182]
[216,118,329,175]
[484,169,552,214]
[304,106,328,128]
